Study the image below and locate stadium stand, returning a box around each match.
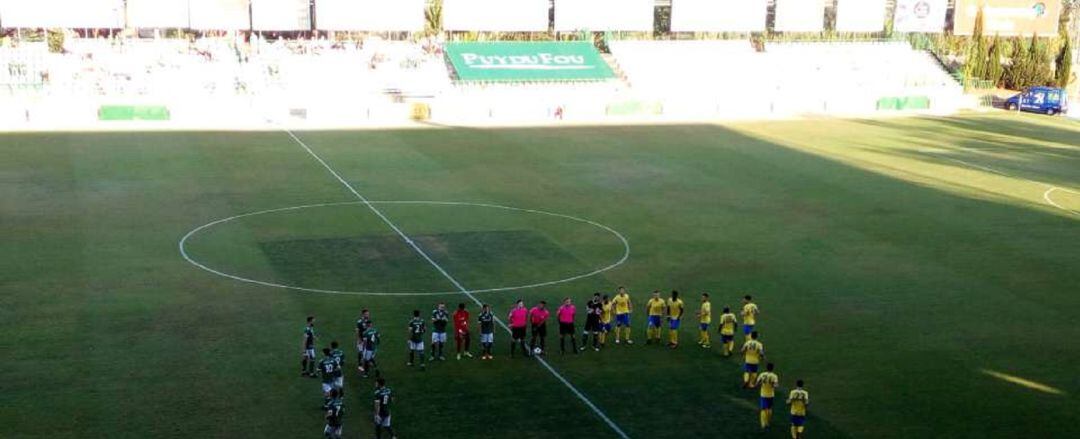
[609,40,963,118]
[2,32,966,127]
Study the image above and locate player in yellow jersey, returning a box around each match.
[645,291,666,344]
[787,380,809,438]
[741,331,765,388]
[741,295,759,341]
[717,307,738,356]
[665,290,685,348]
[756,363,780,429]
[611,287,633,344]
[697,293,711,348]
[599,295,613,348]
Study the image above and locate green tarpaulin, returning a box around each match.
[445,42,615,82]
[98,105,171,121]
[876,96,931,111]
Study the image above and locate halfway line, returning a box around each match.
[283,129,630,439]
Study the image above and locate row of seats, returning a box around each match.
[2,37,961,117]
[609,40,960,107]
[0,37,450,98]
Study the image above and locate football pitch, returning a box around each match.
[3,114,1079,438]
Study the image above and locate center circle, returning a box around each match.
[179,201,630,296]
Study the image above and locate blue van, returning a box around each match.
[1004,86,1069,115]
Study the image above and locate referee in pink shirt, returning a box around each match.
[529,301,550,355]
[557,298,579,355]
[508,300,530,358]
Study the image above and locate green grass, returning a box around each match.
[2,114,1078,438]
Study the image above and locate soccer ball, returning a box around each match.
[533,347,543,355]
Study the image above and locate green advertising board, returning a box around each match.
[445,42,615,82]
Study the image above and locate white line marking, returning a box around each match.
[283,130,631,438]
[981,369,1067,395]
[178,201,630,296]
[1043,187,1080,216]
[942,157,1079,217]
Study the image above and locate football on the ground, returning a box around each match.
[533,347,542,355]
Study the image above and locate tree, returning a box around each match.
[1028,33,1054,86]
[425,0,443,35]
[1054,33,1073,87]
[654,6,671,37]
[1004,37,1029,89]
[966,7,988,81]
[985,36,1005,86]
[47,29,64,53]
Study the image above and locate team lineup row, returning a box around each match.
[300,289,811,439]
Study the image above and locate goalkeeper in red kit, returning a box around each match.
[453,303,473,360]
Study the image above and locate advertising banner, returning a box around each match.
[252,0,311,31]
[445,42,615,82]
[953,0,1061,36]
[670,0,767,32]
[0,0,124,28]
[127,0,190,28]
[315,0,424,31]
[774,0,824,32]
[189,0,251,30]
[893,0,948,33]
[444,0,550,31]
[554,0,654,31]
[835,0,887,32]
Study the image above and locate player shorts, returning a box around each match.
[374,414,392,427]
[531,323,547,337]
[585,316,601,332]
[791,415,805,426]
[759,397,774,410]
[744,363,759,373]
[743,324,754,335]
[431,331,447,343]
[648,315,662,328]
[455,330,470,341]
[480,332,494,344]
[601,322,612,332]
[511,326,526,339]
[356,341,365,352]
[721,334,734,343]
[304,348,316,359]
[333,376,344,389]
[323,424,342,438]
[615,313,630,326]
[669,318,681,330]
[362,350,376,362]
[559,322,575,335]
[408,340,424,351]
[699,323,709,331]
[321,382,334,394]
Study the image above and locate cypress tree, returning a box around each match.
[1055,34,1073,88]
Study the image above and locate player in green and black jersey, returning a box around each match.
[301,316,317,377]
[478,304,496,360]
[318,348,339,409]
[329,341,345,394]
[323,388,344,439]
[407,310,426,370]
[360,322,380,378]
[431,303,450,361]
[355,309,372,367]
[373,378,395,439]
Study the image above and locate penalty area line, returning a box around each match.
[283,129,631,439]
